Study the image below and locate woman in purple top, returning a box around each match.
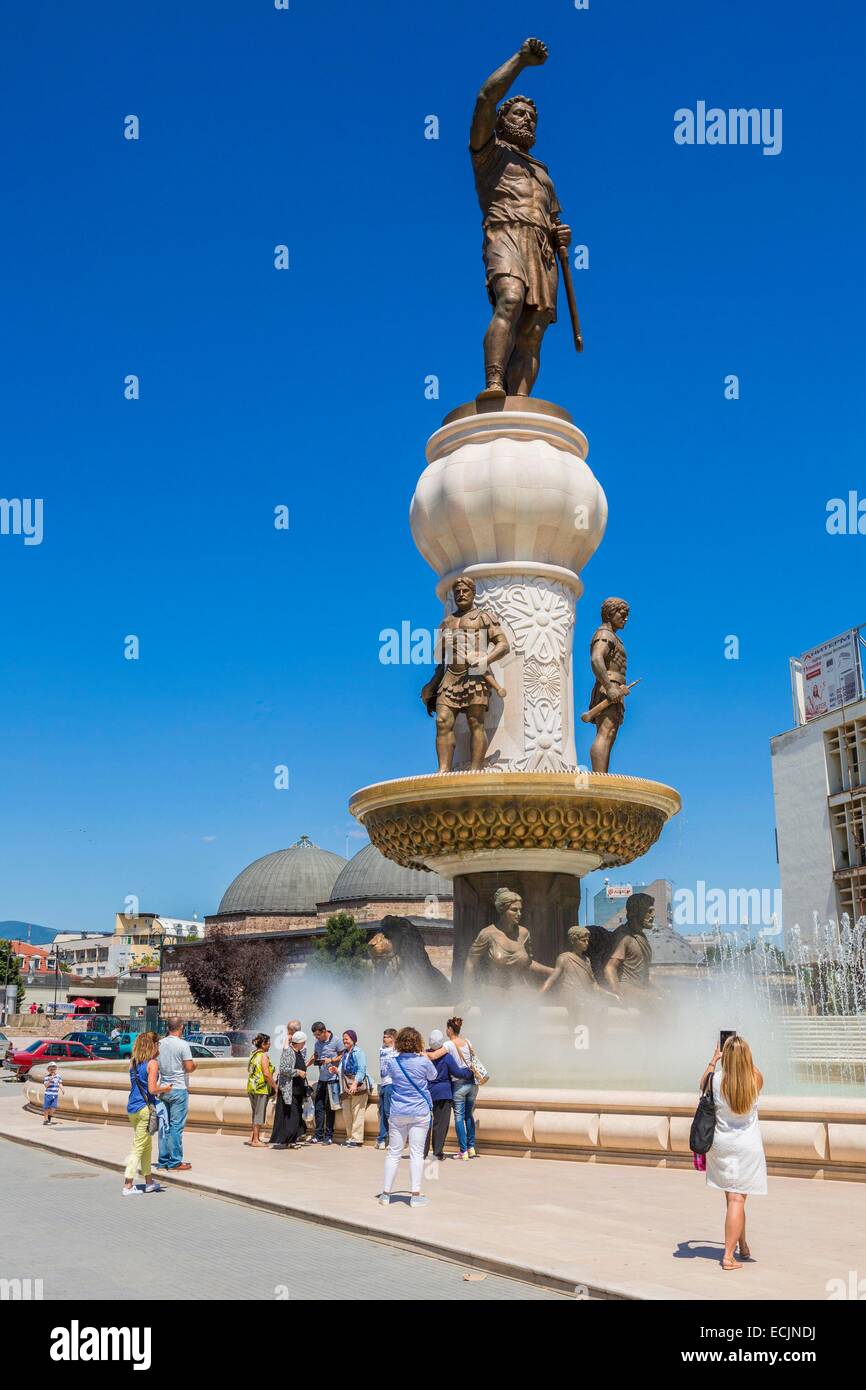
[423,1029,474,1160]
[379,1026,437,1208]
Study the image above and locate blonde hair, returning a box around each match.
[720,1034,760,1115]
[132,1030,159,1064]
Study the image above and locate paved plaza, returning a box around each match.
[2,1082,863,1300]
[0,1134,564,1302]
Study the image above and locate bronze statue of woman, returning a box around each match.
[463,887,552,994]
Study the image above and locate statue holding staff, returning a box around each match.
[470,37,581,399]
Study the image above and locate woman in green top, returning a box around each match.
[246,1033,275,1147]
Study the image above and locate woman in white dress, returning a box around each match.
[700,1033,767,1271]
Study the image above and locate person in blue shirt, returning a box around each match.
[376,1027,397,1150]
[379,1027,438,1208]
[310,1021,344,1144]
[123,1031,171,1196]
[423,1029,473,1160]
[338,1029,369,1147]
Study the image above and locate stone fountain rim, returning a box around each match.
[349,770,682,822]
[25,1062,866,1124]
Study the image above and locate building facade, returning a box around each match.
[771,694,866,944]
[113,913,204,964]
[592,882,648,929]
[10,941,57,976]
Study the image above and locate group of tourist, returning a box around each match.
[243,1016,482,1204]
[106,1015,767,1259]
[115,1013,483,1206]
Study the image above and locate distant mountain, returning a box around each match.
[0,921,58,945]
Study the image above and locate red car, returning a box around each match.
[4,1038,94,1079]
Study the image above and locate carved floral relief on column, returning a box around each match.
[466,576,575,771]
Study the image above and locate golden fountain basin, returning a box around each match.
[349,770,681,878]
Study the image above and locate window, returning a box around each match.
[69,1045,90,1057]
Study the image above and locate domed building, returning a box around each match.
[326,842,453,975]
[215,835,347,927]
[158,835,456,1027]
[327,842,452,920]
[200,835,454,974]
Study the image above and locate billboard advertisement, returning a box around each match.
[791,628,864,725]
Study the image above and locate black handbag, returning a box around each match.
[689,1072,717,1154]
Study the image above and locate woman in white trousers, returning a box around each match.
[379,1026,437,1209]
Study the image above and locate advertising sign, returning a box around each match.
[791,628,864,725]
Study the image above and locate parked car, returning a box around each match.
[187,1032,232,1059]
[4,1038,94,1079]
[187,1042,216,1059]
[64,1031,120,1059]
[0,1031,10,1063]
[115,1033,135,1058]
[224,1030,258,1058]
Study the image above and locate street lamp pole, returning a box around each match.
[1,942,11,1024]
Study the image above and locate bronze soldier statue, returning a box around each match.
[421,575,510,773]
[470,37,576,398]
[602,892,657,999]
[588,597,630,773]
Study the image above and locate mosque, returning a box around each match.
[159,835,454,1025]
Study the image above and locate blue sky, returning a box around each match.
[1,0,863,934]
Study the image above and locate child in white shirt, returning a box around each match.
[43,1063,64,1125]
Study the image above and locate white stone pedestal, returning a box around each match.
[409,397,607,771]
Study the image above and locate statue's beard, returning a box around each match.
[499,117,535,151]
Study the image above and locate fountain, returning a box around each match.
[350,37,679,984]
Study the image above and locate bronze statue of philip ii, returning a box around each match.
[471,37,580,399]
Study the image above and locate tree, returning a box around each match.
[311,912,370,977]
[0,941,25,1012]
[179,929,288,1028]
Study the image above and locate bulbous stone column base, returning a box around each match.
[452,868,581,985]
[409,398,607,772]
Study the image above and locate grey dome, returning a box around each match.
[218,836,347,915]
[330,842,453,904]
[647,925,704,966]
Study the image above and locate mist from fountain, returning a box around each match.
[249,920,864,1100]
